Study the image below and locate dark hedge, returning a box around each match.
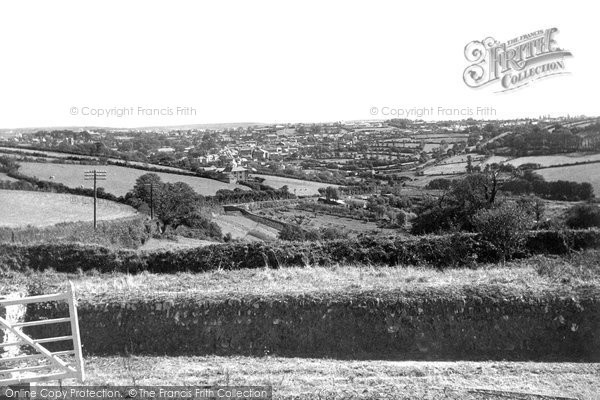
[2,230,600,273]
[0,215,151,249]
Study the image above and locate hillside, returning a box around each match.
[0,189,137,227]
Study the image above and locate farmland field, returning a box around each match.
[438,154,485,165]
[0,172,19,182]
[16,161,249,196]
[0,146,190,173]
[479,155,510,167]
[211,211,279,241]
[0,189,136,227]
[257,207,399,236]
[537,163,600,196]
[252,174,337,196]
[422,162,468,175]
[421,154,483,175]
[505,152,600,168]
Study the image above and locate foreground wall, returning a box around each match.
[26,289,600,361]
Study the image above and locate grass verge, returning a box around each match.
[81,356,600,400]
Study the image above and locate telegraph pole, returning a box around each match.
[84,169,107,229]
[144,183,154,219]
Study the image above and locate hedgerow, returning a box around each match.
[0,215,151,249]
[2,229,599,273]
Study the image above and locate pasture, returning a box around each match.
[0,146,189,173]
[0,189,136,227]
[16,161,248,196]
[505,153,600,168]
[422,162,468,175]
[211,211,279,241]
[252,174,337,196]
[0,172,19,182]
[257,206,399,236]
[537,163,600,197]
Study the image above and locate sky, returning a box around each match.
[0,0,597,129]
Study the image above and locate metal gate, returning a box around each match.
[0,282,85,384]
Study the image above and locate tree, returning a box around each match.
[324,186,339,201]
[126,174,216,236]
[516,196,545,221]
[565,204,600,228]
[318,186,340,201]
[279,224,306,241]
[412,170,501,234]
[155,181,203,228]
[129,173,163,209]
[473,202,533,261]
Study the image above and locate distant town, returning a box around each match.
[1,116,599,190]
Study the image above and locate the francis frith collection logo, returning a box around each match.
[463,28,572,92]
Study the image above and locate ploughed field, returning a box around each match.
[16,161,249,197]
[0,189,137,227]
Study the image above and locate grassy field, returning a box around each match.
[257,207,398,236]
[80,356,600,399]
[0,172,19,182]
[505,153,600,168]
[422,163,468,175]
[421,155,494,176]
[211,211,279,241]
[437,155,485,165]
[138,236,218,251]
[0,147,190,173]
[16,161,248,196]
[0,189,136,227]
[252,174,337,196]
[479,155,510,167]
[538,163,600,196]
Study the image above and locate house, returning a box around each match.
[253,148,269,160]
[223,164,248,183]
[238,148,254,158]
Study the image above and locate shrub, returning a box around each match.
[2,230,600,273]
[565,204,600,229]
[472,202,533,260]
[279,225,307,241]
[426,178,453,190]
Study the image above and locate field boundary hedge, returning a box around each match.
[0,215,152,249]
[2,229,599,273]
[24,287,600,360]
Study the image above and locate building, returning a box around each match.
[253,148,270,160]
[223,164,248,183]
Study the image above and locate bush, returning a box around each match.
[472,202,533,260]
[565,204,600,229]
[0,215,151,249]
[426,178,453,190]
[278,225,307,241]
